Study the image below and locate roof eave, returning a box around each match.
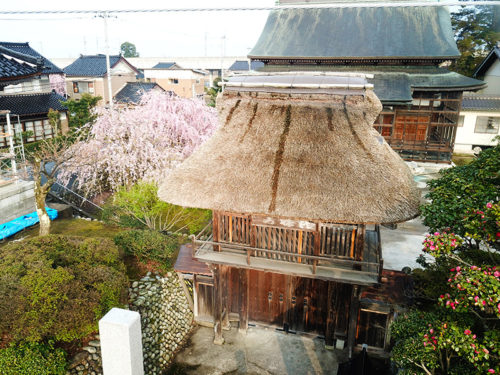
[248,55,460,63]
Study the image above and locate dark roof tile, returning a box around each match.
[462,95,500,111]
[0,42,63,75]
[229,60,265,71]
[0,54,39,81]
[114,82,166,104]
[64,55,122,77]
[152,62,177,69]
[0,92,67,116]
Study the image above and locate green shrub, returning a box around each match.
[0,342,67,375]
[102,181,211,234]
[0,235,128,343]
[114,230,179,271]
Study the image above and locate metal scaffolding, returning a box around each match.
[0,110,26,185]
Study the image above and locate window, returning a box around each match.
[25,121,34,142]
[474,116,500,134]
[169,78,179,84]
[73,81,94,94]
[457,115,464,127]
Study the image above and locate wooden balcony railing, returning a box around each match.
[193,212,383,280]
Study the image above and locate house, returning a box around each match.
[63,54,139,105]
[228,60,265,74]
[0,42,67,224]
[0,42,68,148]
[128,56,245,87]
[142,62,208,98]
[248,1,486,163]
[0,42,66,96]
[159,73,420,356]
[454,43,500,153]
[114,82,168,106]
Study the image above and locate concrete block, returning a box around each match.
[335,339,345,350]
[99,308,144,375]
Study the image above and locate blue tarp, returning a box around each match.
[0,207,58,240]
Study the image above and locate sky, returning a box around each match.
[0,0,275,58]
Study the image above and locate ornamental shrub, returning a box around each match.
[0,235,128,343]
[102,181,211,234]
[0,342,67,375]
[113,229,179,272]
[420,141,499,237]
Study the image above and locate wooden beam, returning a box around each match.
[176,272,194,312]
[239,268,249,333]
[347,285,361,358]
[212,265,224,345]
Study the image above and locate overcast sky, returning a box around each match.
[0,0,275,58]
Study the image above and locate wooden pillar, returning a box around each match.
[347,285,361,358]
[212,265,224,345]
[222,266,231,330]
[238,268,249,333]
[325,281,336,349]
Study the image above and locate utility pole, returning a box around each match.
[220,34,226,92]
[100,11,114,109]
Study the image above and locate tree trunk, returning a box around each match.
[34,171,51,236]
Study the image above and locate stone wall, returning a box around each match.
[129,272,194,375]
[67,271,193,375]
[67,335,102,375]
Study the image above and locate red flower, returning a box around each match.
[464,329,471,335]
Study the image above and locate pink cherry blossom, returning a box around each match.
[59,91,218,194]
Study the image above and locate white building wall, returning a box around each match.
[454,110,500,153]
[143,69,205,80]
[481,60,500,95]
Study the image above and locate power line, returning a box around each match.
[0,1,499,16]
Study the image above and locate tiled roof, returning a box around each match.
[473,46,500,78]
[114,82,165,104]
[462,95,500,111]
[0,53,39,81]
[250,7,459,61]
[152,62,177,69]
[0,42,63,75]
[258,65,486,103]
[0,92,67,116]
[228,60,265,71]
[63,54,122,77]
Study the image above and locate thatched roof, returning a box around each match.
[158,74,420,224]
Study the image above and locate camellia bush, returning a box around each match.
[59,91,218,195]
[0,235,128,343]
[392,142,499,375]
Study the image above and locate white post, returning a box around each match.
[6,112,16,175]
[103,12,114,109]
[99,308,144,375]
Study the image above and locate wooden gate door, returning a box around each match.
[246,270,336,336]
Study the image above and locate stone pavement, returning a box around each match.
[380,168,443,272]
[173,326,340,375]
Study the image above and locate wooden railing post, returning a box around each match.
[313,223,320,274]
[354,224,365,270]
[213,211,221,252]
[248,216,256,265]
